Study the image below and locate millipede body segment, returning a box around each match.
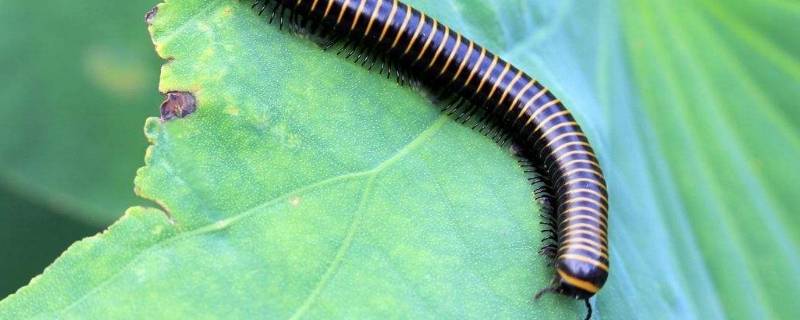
[249,0,609,318]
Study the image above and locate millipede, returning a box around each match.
[247,0,609,318]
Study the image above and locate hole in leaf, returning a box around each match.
[160,91,196,121]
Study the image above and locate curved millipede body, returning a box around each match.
[248,0,609,318]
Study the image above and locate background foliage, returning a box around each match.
[0,0,161,295]
[1,0,798,319]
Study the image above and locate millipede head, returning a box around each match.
[553,259,608,300]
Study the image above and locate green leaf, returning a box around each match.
[2,0,799,319]
[0,0,162,225]
[619,0,800,318]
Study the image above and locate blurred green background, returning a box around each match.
[0,0,798,317]
[0,0,161,296]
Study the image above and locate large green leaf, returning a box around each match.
[619,0,800,318]
[2,0,798,319]
[0,0,162,225]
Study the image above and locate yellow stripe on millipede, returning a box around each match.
[557,270,599,293]
[530,109,569,133]
[562,197,608,213]
[558,254,609,271]
[526,92,556,119]
[438,33,461,76]
[475,55,499,94]
[560,235,608,251]
[403,13,427,55]
[450,40,473,82]
[562,229,608,246]
[561,177,607,192]
[310,0,321,12]
[561,159,602,172]
[463,47,486,87]
[560,187,608,204]
[336,0,351,25]
[505,79,535,116]
[559,167,603,180]
[560,207,607,223]
[512,88,549,126]
[350,0,368,31]
[426,26,449,70]
[559,163,601,176]
[541,136,586,160]
[548,141,591,158]
[559,216,607,232]
[524,99,560,129]
[486,63,511,102]
[543,132,585,150]
[415,19,438,62]
[497,70,523,108]
[322,0,336,19]
[552,149,594,164]
[556,168,603,183]
[534,121,578,144]
[559,243,608,259]
[390,5,412,49]
[558,173,605,193]
[378,0,398,42]
[363,0,383,34]
[560,221,607,237]
[557,180,607,197]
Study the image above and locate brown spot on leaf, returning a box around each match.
[145,6,158,26]
[160,92,197,121]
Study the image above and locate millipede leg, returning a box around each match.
[541,235,557,243]
[269,3,280,24]
[445,99,467,117]
[337,39,353,55]
[252,0,267,15]
[538,243,557,253]
[288,9,297,31]
[583,299,593,320]
[322,34,342,51]
[528,176,545,183]
[497,133,514,146]
[471,105,496,133]
[534,185,552,195]
[376,59,386,75]
[382,60,391,78]
[534,285,558,301]
[343,42,359,58]
[278,5,288,30]
[363,45,379,68]
[457,104,481,124]
[346,40,363,59]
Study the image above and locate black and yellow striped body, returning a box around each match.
[254,0,609,305]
